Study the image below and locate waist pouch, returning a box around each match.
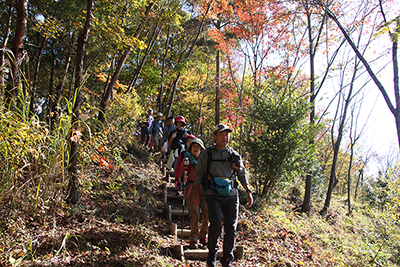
[212,177,231,195]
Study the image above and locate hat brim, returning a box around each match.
[214,128,232,135]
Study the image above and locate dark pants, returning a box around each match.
[206,195,239,267]
[140,127,150,146]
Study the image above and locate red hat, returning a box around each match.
[175,115,186,125]
[186,134,196,139]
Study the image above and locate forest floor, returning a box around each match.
[3,146,342,267]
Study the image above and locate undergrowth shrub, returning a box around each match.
[0,110,49,209]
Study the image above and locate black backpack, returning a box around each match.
[202,148,240,194]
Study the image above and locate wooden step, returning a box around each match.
[167,193,184,200]
[161,183,182,204]
[184,248,220,260]
[160,183,178,191]
[170,223,190,237]
[174,245,244,260]
[156,205,189,222]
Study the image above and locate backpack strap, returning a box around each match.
[206,149,213,178]
[201,149,213,190]
[202,148,239,191]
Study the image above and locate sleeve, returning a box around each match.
[163,126,168,141]
[235,153,248,186]
[167,131,173,142]
[175,153,183,180]
[194,149,208,185]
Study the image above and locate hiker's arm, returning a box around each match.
[167,132,176,148]
[235,153,253,208]
[194,150,207,185]
[194,150,207,208]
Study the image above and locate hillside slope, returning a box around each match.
[3,145,396,266]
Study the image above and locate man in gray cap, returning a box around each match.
[193,124,253,267]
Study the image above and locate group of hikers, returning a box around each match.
[137,110,253,267]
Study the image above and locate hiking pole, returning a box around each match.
[181,171,187,246]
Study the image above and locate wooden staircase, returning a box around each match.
[158,159,244,262]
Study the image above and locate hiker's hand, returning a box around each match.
[172,132,177,139]
[246,191,253,208]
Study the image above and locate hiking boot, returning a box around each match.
[200,238,208,245]
[221,257,233,267]
[189,242,198,249]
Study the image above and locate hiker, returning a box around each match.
[175,134,196,194]
[162,116,176,154]
[179,138,208,249]
[149,112,164,152]
[140,109,153,147]
[166,115,191,170]
[193,124,253,267]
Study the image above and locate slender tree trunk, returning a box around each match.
[347,141,355,215]
[301,0,331,214]
[354,169,363,200]
[29,35,46,116]
[320,81,353,215]
[51,51,71,130]
[47,40,56,124]
[323,2,400,150]
[97,2,154,126]
[301,0,314,214]
[166,2,212,117]
[1,0,14,86]
[126,24,161,93]
[215,49,220,125]
[158,25,171,114]
[66,0,94,205]
[5,0,27,109]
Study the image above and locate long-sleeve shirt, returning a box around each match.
[194,145,248,196]
[163,124,177,142]
[149,120,164,135]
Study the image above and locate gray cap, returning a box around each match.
[189,138,205,150]
[213,124,233,135]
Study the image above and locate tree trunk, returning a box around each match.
[301,0,315,214]
[97,2,154,126]
[51,51,72,130]
[1,0,14,86]
[324,3,400,151]
[354,169,363,200]
[126,24,161,94]
[347,142,355,215]
[47,40,56,124]
[66,0,94,205]
[215,49,220,125]
[166,2,212,117]
[5,0,27,109]
[158,25,171,114]
[50,51,71,130]
[29,35,46,117]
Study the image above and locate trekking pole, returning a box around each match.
[181,171,187,246]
